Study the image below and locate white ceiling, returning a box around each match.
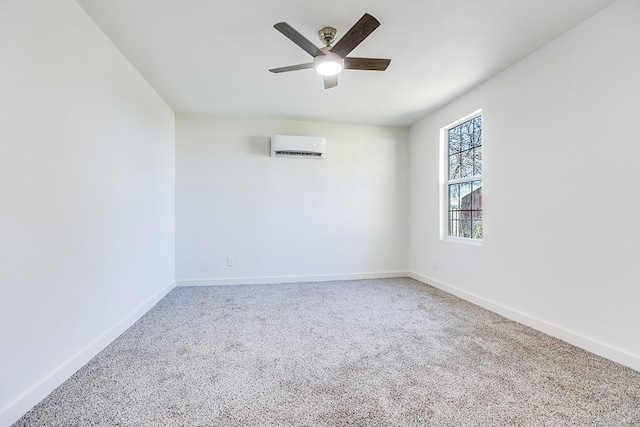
[76,0,617,126]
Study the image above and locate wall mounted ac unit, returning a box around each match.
[271,135,326,158]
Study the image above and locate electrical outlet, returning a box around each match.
[227,256,235,266]
[432,257,439,269]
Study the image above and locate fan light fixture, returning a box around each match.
[314,51,343,76]
[269,14,391,89]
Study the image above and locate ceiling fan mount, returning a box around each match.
[318,27,337,46]
[269,13,391,89]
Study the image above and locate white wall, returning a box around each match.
[176,116,408,284]
[0,1,176,424]
[409,0,640,370]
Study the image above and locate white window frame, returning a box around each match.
[440,109,483,245]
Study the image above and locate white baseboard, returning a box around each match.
[177,271,409,287]
[409,272,640,372]
[0,281,176,427]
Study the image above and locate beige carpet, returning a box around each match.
[14,278,640,426]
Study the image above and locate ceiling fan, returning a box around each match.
[269,13,391,89]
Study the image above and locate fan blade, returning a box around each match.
[323,75,338,89]
[269,63,314,73]
[330,13,380,58]
[274,22,325,57]
[344,57,390,71]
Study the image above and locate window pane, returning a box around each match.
[461,122,473,151]
[460,215,472,238]
[449,184,460,210]
[460,149,474,178]
[459,181,472,209]
[473,148,482,176]
[449,153,461,180]
[459,181,473,238]
[472,211,483,239]
[471,180,482,209]
[472,116,483,147]
[448,210,459,237]
[448,127,461,154]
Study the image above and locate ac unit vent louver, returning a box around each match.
[274,150,323,158]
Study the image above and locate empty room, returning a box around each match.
[1,0,639,425]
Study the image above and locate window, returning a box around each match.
[443,112,483,241]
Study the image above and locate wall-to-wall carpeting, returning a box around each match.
[15,278,640,426]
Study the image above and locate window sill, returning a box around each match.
[442,236,483,246]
